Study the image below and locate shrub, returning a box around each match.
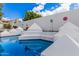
[3,23,12,29]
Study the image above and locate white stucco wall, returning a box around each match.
[16,9,79,32]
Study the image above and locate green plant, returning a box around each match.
[3,23,12,29]
[0,3,3,20]
[23,11,42,21]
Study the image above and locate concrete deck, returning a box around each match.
[41,34,79,56]
[19,32,57,41]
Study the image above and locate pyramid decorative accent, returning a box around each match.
[27,23,42,32]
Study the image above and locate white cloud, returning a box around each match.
[51,3,71,14]
[2,17,11,20]
[18,18,23,21]
[36,3,46,5]
[32,4,44,12]
[32,3,74,17]
[32,3,54,16]
[70,3,79,10]
[38,10,53,16]
[40,3,72,16]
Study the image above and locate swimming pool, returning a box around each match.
[0,36,53,56]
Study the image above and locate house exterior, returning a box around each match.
[15,9,79,32]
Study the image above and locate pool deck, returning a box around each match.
[41,35,79,56]
[19,32,57,42]
[0,33,21,38]
[0,31,57,42]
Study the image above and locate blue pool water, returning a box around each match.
[0,36,53,56]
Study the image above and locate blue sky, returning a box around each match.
[2,3,38,19]
[2,3,79,20]
[2,3,61,19]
